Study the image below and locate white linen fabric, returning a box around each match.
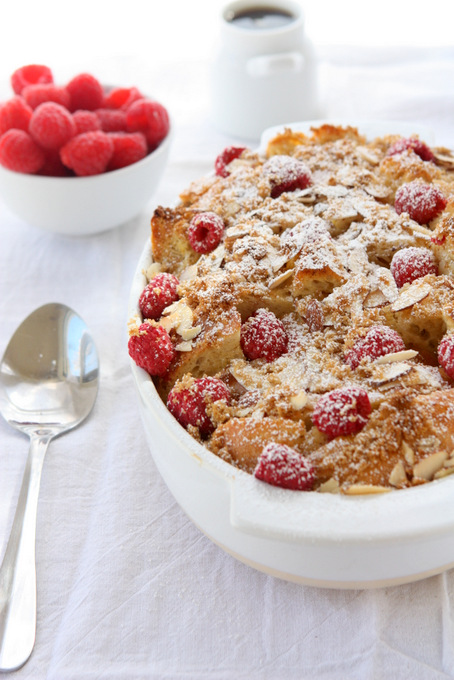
[1,45,454,680]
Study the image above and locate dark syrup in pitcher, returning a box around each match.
[227,6,295,30]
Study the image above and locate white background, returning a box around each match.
[1,0,452,80]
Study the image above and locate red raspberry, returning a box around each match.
[240,308,289,362]
[38,150,71,177]
[72,110,101,135]
[254,442,315,491]
[107,132,148,171]
[95,108,127,132]
[60,131,114,176]
[11,64,53,95]
[167,376,231,437]
[438,335,454,380]
[187,211,225,253]
[387,137,435,162]
[22,84,71,110]
[215,146,246,178]
[390,246,438,288]
[263,155,312,198]
[104,86,143,110]
[0,129,45,174]
[0,97,33,136]
[345,325,406,370]
[128,323,175,377]
[394,180,447,224]
[312,386,371,438]
[29,102,76,151]
[126,99,170,150]
[66,73,104,112]
[138,272,179,320]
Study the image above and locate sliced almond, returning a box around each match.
[369,362,412,385]
[391,280,432,311]
[433,150,454,169]
[289,391,308,410]
[374,349,418,364]
[297,193,316,205]
[434,467,454,479]
[202,244,225,271]
[357,146,380,164]
[179,264,198,281]
[389,460,407,487]
[344,484,391,495]
[406,222,433,238]
[363,289,388,309]
[319,478,340,494]
[316,184,349,198]
[402,440,415,465]
[270,253,291,273]
[225,226,249,241]
[158,315,174,332]
[364,183,391,200]
[174,340,193,352]
[180,325,202,341]
[144,262,162,280]
[413,450,448,481]
[269,268,294,289]
[161,299,194,335]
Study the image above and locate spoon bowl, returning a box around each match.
[0,303,99,671]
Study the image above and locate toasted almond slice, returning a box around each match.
[391,281,432,311]
[357,146,380,164]
[413,450,448,481]
[203,244,225,271]
[180,325,202,341]
[389,460,407,487]
[319,478,340,494]
[297,193,316,205]
[158,315,173,332]
[434,467,454,479]
[369,362,412,385]
[364,289,388,309]
[374,349,418,364]
[316,184,349,198]
[269,268,294,289]
[225,226,249,241]
[433,150,454,169]
[270,253,291,272]
[344,484,391,495]
[364,183,391,199]
[290,391,308,410]
[144,262,162,280]
[402,440,415,465]
[175,340,193,352]
[406,222,433,238]
[179,264,198,281]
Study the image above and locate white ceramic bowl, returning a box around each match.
[0,123,172,236]
[128,121,454,589]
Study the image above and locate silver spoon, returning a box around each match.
[0,303,99,672]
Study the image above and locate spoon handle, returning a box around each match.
[0,433,51,672]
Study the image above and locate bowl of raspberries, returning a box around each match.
[0,64,172,235]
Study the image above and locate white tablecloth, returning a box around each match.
[1,45,454,679]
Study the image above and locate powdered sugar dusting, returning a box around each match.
[141,125,454,493]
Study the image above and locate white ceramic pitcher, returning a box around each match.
[211,0,319,140]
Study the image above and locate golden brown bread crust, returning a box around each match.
[132,125,454,493]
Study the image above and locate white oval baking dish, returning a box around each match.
[128,121,454,588]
